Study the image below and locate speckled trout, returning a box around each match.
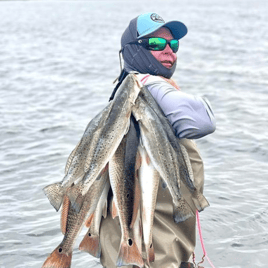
[139,86,209,212]
[43,73,141,212]
[68,74,141,211]
[109,117,144,267]
[42,167,109,268]
[42,103,112,212]
[132,95,194,223]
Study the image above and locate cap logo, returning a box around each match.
[150,13,165,23]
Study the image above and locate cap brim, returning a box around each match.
[138,20,187,40]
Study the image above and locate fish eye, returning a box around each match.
[58,247,63,253]
[128,238,133,246]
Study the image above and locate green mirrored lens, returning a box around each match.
[170,40,179,52]
[148,38,166,51]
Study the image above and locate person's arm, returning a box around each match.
[146,81,216,139]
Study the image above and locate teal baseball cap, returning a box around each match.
[137,12,187,40]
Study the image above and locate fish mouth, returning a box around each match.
[161,60,174,68]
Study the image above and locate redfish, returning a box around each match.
[109,117,144,267]
[42,167,109,268]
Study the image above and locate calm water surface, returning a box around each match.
[0,0,267,267]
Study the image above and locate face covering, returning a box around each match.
[121,17,177,79]
[109,17,176,101]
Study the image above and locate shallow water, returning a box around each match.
[0,0,267,267]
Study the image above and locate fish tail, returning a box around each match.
[192,194,210,212]
[43,182,65,211]
[79,233,101,258]
[42,246,72,268]
[173,200,195,223]
[116,240,144,267]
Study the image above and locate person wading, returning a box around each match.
[100,12,216,268]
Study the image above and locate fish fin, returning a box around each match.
[111,198,119,219]
[102,199,108,218]
[96,164,109,181]
[173,201,195,223]
[43,182,64,211]
[116,240,144,267]
[67,185,84,213]
[79,233,101,258]
[101,164,109,175]
[42,246,72,268]
[135,150,142,170]
[60,195,70,235]
[64,141,81,175]
[85,213,94,228]
[148,243,155,263]
[71,194,84,213]
[192,195,210,212]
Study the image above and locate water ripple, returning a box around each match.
[1,1,267,267]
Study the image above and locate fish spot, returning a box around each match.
[162,181,167,189]
[126,193,130,198]
[88,232,91,237]
[128,239,133,246]
[58,247,63,253]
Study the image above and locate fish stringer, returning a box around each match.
[192,211,216,268]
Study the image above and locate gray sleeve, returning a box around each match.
[146,81,216,139]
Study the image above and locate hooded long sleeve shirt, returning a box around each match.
[137,74,216,139]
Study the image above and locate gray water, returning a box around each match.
[0,0,267,267]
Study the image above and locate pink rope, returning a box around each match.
[196,211,216,268]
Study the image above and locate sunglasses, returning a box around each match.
[127,37,179,53]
